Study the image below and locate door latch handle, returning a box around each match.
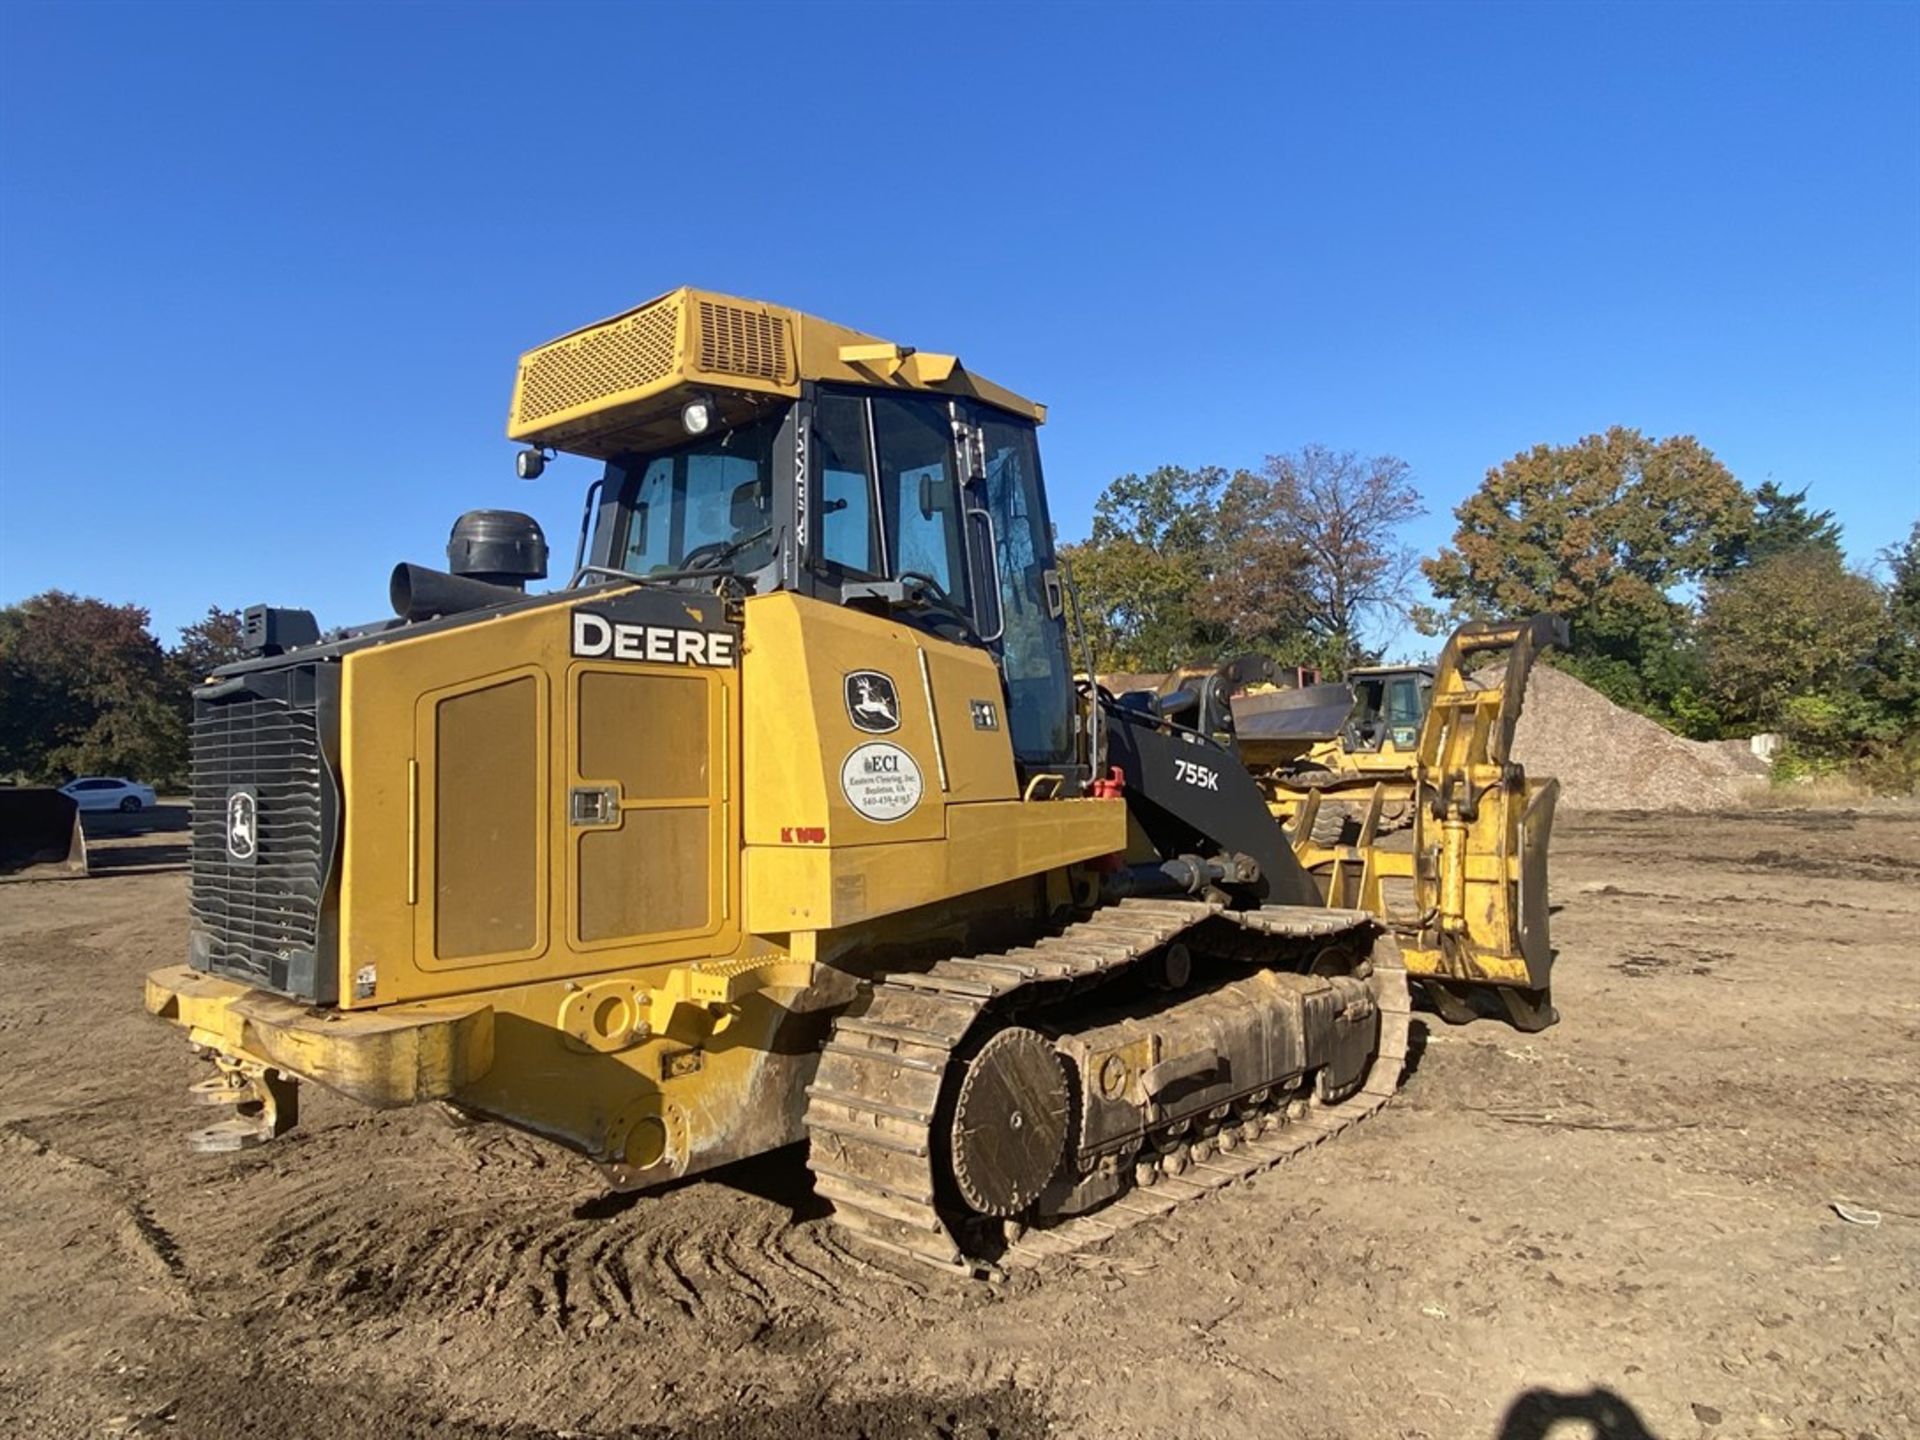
[569,785,620,827]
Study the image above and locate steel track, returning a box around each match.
[802,898,1411,1276]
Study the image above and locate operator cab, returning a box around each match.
[577,387,1076,775]
[1342,666,1434,754]
[515,291,1078,780]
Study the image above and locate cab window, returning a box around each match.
[979,414,1073,764]
[610,411,779,577]
[871,395,969,607]
[1386,676,1423,726]
[814,393,881,576]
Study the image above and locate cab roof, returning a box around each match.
[508,286,1046,460]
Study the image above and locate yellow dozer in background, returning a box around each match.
[145,288,1562,1275]
[1234,662,1435,843]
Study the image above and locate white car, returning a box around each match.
[60,777,157,813]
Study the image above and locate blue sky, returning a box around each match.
[2,1,1915,658]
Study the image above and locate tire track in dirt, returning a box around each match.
[257,1199,900,1337]
[0,1121,192,1304]
[233,1118,926,1344]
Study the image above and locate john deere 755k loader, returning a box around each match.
[146,288,1557,1273]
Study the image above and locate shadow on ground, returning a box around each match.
[1496,1386,1661,1440]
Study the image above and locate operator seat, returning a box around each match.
[729,479,773,574]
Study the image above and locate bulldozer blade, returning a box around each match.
[0,790,90,881]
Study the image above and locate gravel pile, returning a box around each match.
[1505,664,1768,811]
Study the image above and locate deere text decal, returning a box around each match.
[571,611,735,667]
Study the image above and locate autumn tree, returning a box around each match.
[1421,427,1750,714]
[1065,449,1422,675]
[1219,446,1423,670]
[1191,468,1315,661]
[168,606,248,705]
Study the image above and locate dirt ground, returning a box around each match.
[1,805,1914,1440]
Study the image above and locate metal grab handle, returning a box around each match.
[571,477,605,582]
[966,504,1005,644]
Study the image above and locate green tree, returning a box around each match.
[1870,521,1920,731]
[1858,521,1920,792]
[1063,466,1234,671]
[1697,550,1889,733]
[0,592,185,783]
[1421,427,1749,715]
[1711,480,1843,573]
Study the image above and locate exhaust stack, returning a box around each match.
[388,563,526,622]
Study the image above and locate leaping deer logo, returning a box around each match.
[226,790,257,862]
[846,672,901,733]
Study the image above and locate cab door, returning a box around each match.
[804,387,1076,775]
[956,405,1076,770]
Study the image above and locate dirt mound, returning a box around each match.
[1707,736,1775,778]
[1506,664,1767,811]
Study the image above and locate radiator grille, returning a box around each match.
[696,300,792,383]
[513,299,681,431]
[189,684,331,997]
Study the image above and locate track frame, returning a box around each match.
[803,898,1411,1276]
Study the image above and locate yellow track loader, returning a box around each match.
[1234,662,1434,843]
[146,288,1560,1273]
